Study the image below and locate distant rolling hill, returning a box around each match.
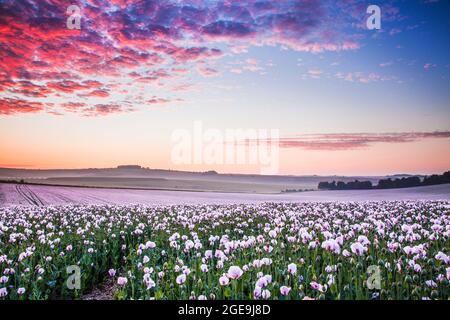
[0,166,390,194]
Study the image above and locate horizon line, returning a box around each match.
[0,165,447,179]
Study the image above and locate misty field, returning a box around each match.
[1,183,450,207]
[0,201,449,300]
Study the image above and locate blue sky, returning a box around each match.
[0,0,449,174]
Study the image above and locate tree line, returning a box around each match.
[318,171,450,190]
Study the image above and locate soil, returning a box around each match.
[82,278,117,300]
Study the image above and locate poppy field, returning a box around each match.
[0,201,449,300]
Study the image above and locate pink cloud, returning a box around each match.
[0,98,45,115]
[196,65,220,77]
[0,0,373,117]
[256,131,450,151]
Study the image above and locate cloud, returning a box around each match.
[256,131,450,151]
[424,63,437,70]
[0,98,45,115]
[202,21,255,38]
[196,65,220,77]
[61,102,87,112]
[148,96,185,106]
[379,61,394,68]
[7,80,52,97]
[82,104,127,117]
[171,83,197,92]
[82,89,110,98]
[335,71,396,83]
[389,28,402,36]
[47,80,93,93]
[148,97,171,105]
[307,69,323,79]
[230,68,243,74]
[227,58,264,74]
[0,0,373,116]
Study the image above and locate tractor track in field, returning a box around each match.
[15,184,46,206]
[0,186,5,206]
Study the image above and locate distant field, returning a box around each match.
[1,183,449,207]
[22,177,308,194]
[0,167,386,194]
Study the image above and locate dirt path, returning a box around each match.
[82,278,116,300]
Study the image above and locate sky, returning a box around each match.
[0,0,449,176]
